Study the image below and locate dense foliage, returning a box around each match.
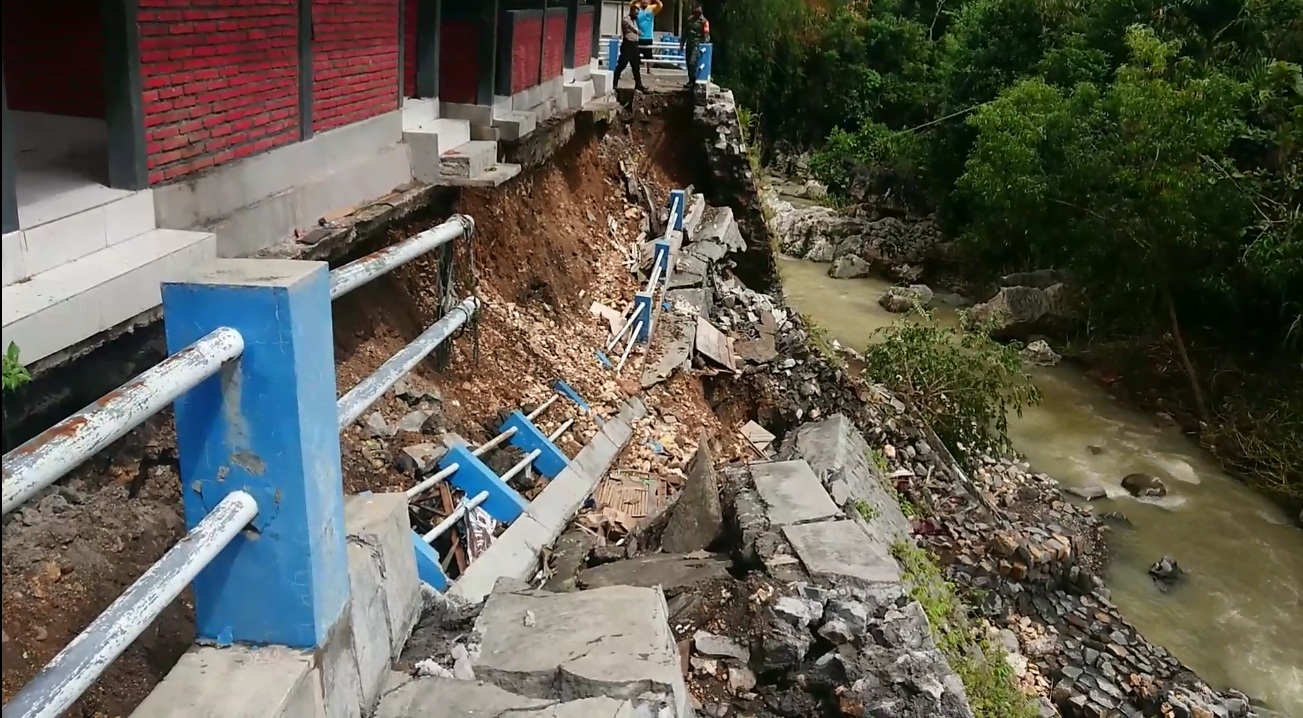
[705,0,1302,503]
[863,318,1042,460]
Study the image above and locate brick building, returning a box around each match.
[1,0,610,367]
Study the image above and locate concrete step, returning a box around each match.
[8,186,157,285]
[400,97,440,131]
[438,140,498,179]
[404,118,473,184]
[2,228,216,364]
[591,69,613,97]
[492,110,538,142]
[434,162,522,188]
[563,78,595,110]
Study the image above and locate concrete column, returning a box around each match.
[476,0,499,105]
[494,9,517,98]
[2,72,18,235]
[562,0,581,69]
[298,0,314,140]
[415,0,441,98]
[161,259,350,649]
[591,0,602,60]
[100,0,148,190]
[537,0,549,87]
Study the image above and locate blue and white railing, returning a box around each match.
[602,189,686,372]
[0,215,478,718]
[601,36,713,83]
[402,380,591,589]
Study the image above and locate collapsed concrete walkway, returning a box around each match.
[398,416,976,718]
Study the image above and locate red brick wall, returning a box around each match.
[440,20,478,104]
[575,9,593,66]
[511,16,542,95]
[2,0,104,118]
[542,12,565,81]
[139,0,299,184]
[312,0,399,133]
[402,0,418,98]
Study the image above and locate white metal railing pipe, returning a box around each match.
[605,309,640,352]
[4,490,258,718]
[329,215,473,301]
[1,327,245,517]
[422,490,490,543]
[616,323,644,372]
[337,297,480,431]
[527,395,559,420]
[645,260,664,293]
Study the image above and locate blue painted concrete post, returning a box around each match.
[653,238,671,284]
[606,37,619,70]
[633,291,654,343]
[667,189,686,232]
[438,446,529,523]
[500,411,569,479]
[161,259,349,649]
[412,535,450,591]
[698,43,713,83]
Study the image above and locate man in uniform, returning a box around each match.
[613,5,649,93]
[681,3,709,89]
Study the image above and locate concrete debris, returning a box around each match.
[659,438,724,554]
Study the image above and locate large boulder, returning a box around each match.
[1121,473,1168,498]
[879,285,934,313]
[967,283,1076,340]
[829,255,873,279]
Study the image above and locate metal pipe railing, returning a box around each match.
[5,490,258,718]
[616,323,643,372]
[423,490,489,543]
[645,260,664,293]
[1,327,246,516]
[329,216,473,301]
[606,309,641,352]
[337,297,480,430]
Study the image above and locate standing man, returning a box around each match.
[681,2,709,89]
[630,0,663,70]
[613,5,649,93]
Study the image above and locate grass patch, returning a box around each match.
[891,540,1038,718]
[851,499,879,522]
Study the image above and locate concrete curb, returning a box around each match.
[448,397,648,604]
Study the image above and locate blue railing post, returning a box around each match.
[161,259,350,649]
[698,43,713,83]
[606,37,619,70]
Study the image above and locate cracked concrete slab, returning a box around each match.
[471,585,689,715]
[783,519,902,587]
[751,460,841,526]
[374,673,638,717]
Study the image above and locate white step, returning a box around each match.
[2,228,216,364]
[12,187,157,282]
[403,119,473,184]
[492,110,538,142]
[401,97,440,131]
[591,70,613,97]
[563,79,596,110]
[439,140,498,179]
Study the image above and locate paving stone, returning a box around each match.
[783,520,902,586]
[751,460,841,526]
[471,585,688,715]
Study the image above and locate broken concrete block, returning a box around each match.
[750,460,841,527]
[660,437,724,554]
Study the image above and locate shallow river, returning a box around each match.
[777,256,1303,716]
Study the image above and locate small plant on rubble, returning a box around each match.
[2,342,31,393]
[862,316,1040,462]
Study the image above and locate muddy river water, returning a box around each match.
[776,256,1303,716]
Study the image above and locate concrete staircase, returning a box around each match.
[402,99,521,188]
[2,187,216,365]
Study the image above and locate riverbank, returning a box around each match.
[763,182,1302,715]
